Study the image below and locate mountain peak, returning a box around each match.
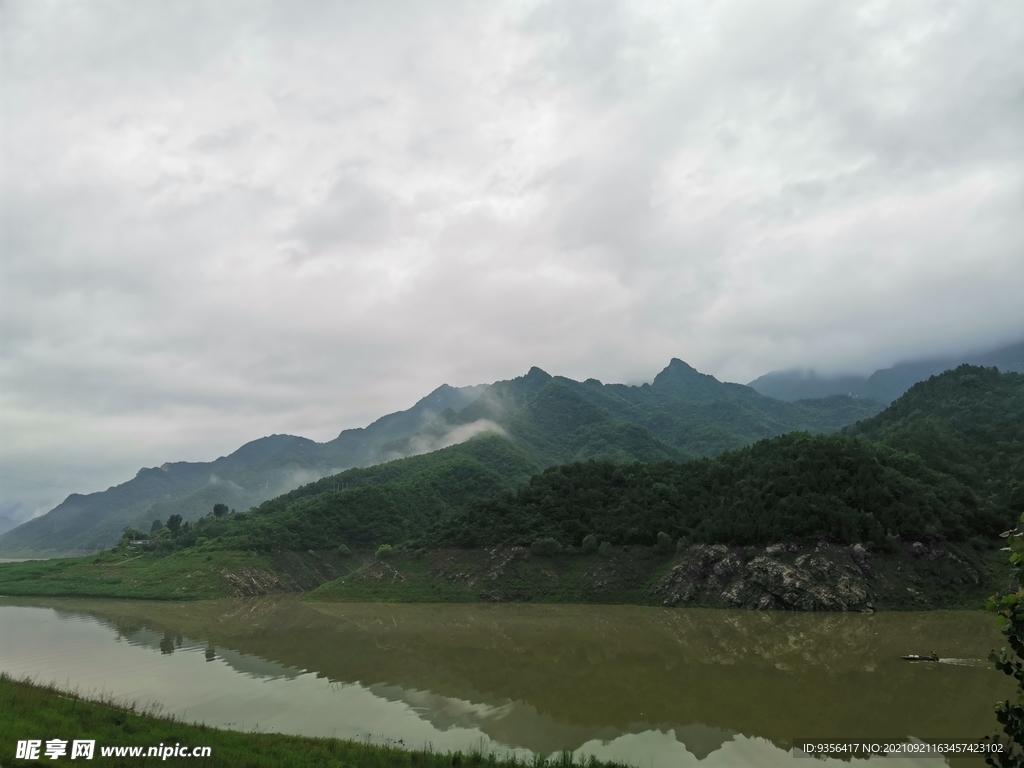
[654,358,715,383]
[666,357,699,372]
[651,359,728,400]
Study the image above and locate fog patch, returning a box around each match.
[208,474,244,492]
[277,467,340,493]
[381,419,507,462]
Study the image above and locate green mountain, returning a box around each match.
[163,362,882,555]
[429,365,1022,551]
[843,365,1024,517]
[0,358,883,558]
[148,365,1020,559]
[197,435,539,552]
[0,384,485,558]
[749,339,1024,403]
[389,360,883,464]
[427,432,1004,551]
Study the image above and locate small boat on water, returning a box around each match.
[902,652,940,662]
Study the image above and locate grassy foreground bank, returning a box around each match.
[0,675,621,767]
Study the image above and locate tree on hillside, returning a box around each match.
[150,519,163,532]
[213,503,229,517]
[986,514,1024,766]
[166,514,182,534]
[120,527,146,542]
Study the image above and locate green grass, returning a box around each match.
[0,550,266,600]
[0,675,625,767]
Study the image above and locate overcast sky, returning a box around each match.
[2,0,1023,519]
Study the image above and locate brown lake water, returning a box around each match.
[0,596,1013,766]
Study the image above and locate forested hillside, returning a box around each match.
[427,366,1022,552]
[130,366,1021,558]
[144,436,538,552]
[405,360,883,464]
[1,359,880,557]
[843,365,1024,516]
[425,433,1004,551]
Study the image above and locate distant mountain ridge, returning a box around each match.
[162,364,1023,560]
[378,359,883,469]
[0,383,485,558]
[0,515,20,538]
[748,340,1024,403]
[0,359,883,558]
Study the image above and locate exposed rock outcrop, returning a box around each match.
[655,543,876,611]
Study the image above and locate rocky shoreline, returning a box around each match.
[309,540,1008,611]
[652,541,983,611]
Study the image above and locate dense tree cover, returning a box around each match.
[157,436,539,552]
[255,433,538,514]
[500,382,689,465]
[844,366,1024,516]
[2,357,883,558]
[425,433,1007,550]
[144,366,1021,555]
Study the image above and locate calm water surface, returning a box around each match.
[0,597,1011,766]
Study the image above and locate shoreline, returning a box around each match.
[0,541,1013,610]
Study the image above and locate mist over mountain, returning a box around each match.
[0,359,880,558]
[11,339,1021,560]
[748,340,1024,403]
[142,364,1024,560]
[0,383,484,558]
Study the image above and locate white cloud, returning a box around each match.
[381,419,509,463]
[1,0,1022,515]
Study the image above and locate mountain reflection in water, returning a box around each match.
[0,596,1010,765]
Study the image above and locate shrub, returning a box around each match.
[986,513,1024,762]
[337,543,352,557]
[581,534,598,554]
[598,541,612,557]
[655,531,672,554]
[676,537,690,554]
[530,537,562,557]
[375,544,394,560]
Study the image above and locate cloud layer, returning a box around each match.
[2,0,1022,515]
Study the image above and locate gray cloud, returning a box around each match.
[2,0,1022,517]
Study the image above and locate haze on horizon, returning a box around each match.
[2,0,1022,521]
